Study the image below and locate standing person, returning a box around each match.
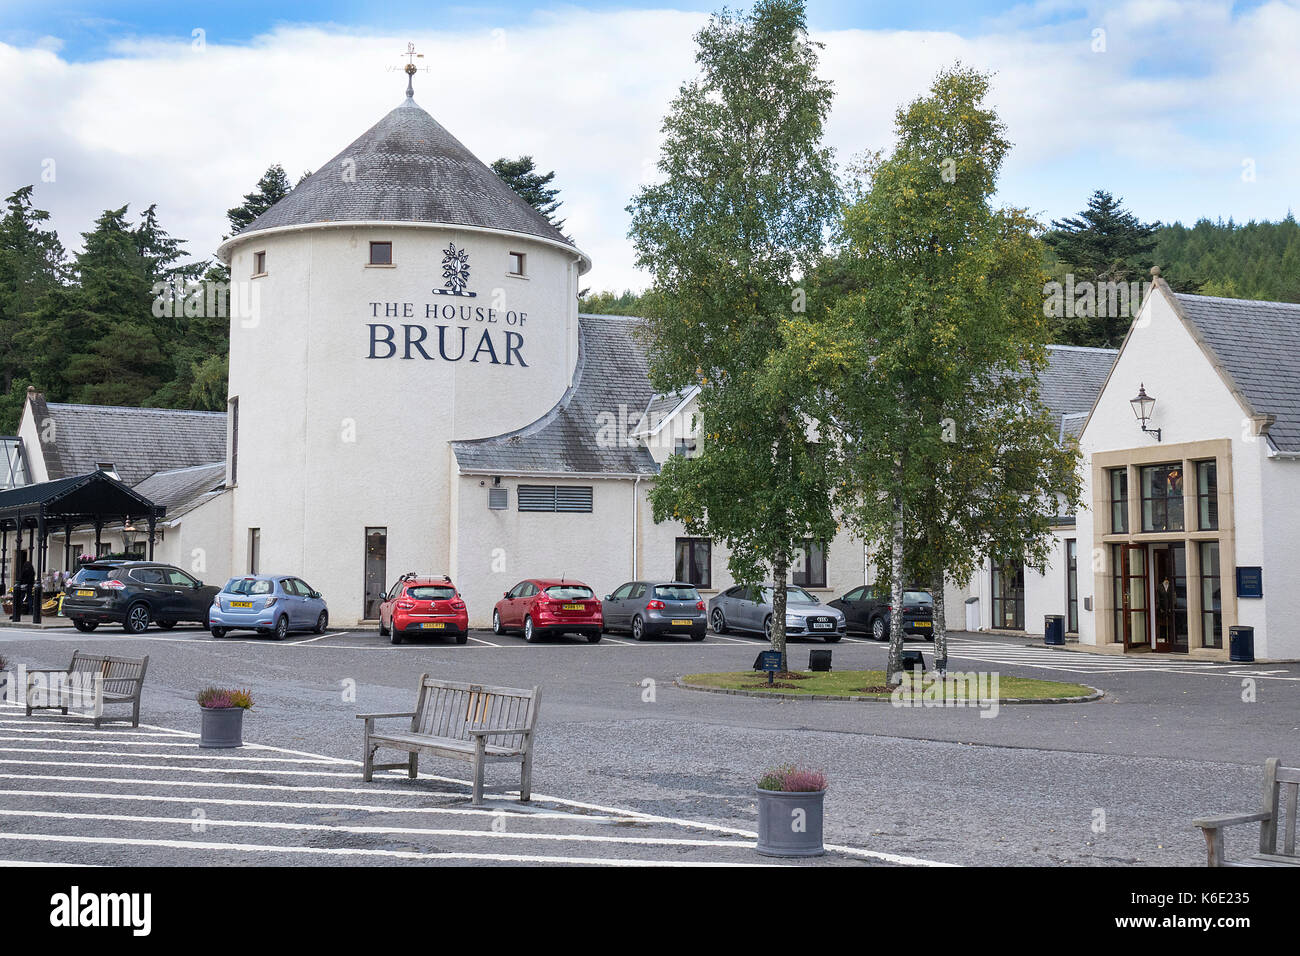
[19,560,35,615]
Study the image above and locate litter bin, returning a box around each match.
[1229,625,1254,663]
[1044,614,1065,646]
[964,596,979,632]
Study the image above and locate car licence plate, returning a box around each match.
[420,622,445,629]
[76,589,95,597]
[671,619,692,626]
[812,621,833,629]
[230,601,252,609]
[563,604,585,611]
[913,621,932,628]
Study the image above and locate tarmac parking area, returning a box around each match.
[2,623,1297,866]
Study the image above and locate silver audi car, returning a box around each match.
[708,584,846,642]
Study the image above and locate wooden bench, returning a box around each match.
[1194,757,1300,866]
[358,675,540,806]
[25,649,149,729]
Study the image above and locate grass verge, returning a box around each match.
[680,669,1096,700]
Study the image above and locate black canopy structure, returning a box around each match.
[0,471,165,624]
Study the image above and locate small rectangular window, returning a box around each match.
[1110,468,1128,533]
[508,251,526,276]
[555,487,593,513]
[252,251,266,276]
[369,241,393,265]
[488,487,508,510]
[675,538,711,588]
[792,539,827,589]
[248,528,260,575]
[228,396,239,485]
[1196,460,1219,531]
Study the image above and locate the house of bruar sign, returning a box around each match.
[365,242,530,365]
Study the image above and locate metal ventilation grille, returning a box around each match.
[487,487,508,510]
[555,487,594,513]
[517,485,593,513]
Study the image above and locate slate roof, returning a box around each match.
[1039,345,1118,439]
[451,315,659,476]
[1174,293,1300,453]
[228,97,575,254]
[33,396,227,486]
[132,462,228,523]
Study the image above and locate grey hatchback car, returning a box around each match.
[602,580,707,640]
[708,584,846,642]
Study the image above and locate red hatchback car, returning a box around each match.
[493,578,603,643]
[379,574,469,645]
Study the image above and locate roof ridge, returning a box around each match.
[1046,343,1121,354]
[47,402,227,416]
[1175,291,1300,311]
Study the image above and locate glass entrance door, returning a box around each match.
[1120,544,1149,650]
[1151,543,1188,653]
[363,527,387,620]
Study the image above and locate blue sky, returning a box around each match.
[1,1,1296,292]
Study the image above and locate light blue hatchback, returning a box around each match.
[209,574,329,640]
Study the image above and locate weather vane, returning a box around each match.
[393,41,428,98]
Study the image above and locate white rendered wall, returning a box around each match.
[224,223,584,623]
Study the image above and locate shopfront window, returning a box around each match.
[1110,468,1128,533]
[1199,541,1223,649]
[1141,463,1184,532]
[1197,460,1219,531]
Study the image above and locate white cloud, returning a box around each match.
[0,2,1296,295]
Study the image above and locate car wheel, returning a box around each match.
[690,629,706,642]
[586,630,602,644]
[871,616,886,642]
[632,616,646,641]
[273,615,289,641]
[123,603,151,635]
[763,616,773,641]
[524,616,539,643]
[710,608,728,634]
[72,619,98,633]
[210,627,228,639]
[492,610,505,636]
[314,611,328,634]
[455,633,468,645]
[156,620,177,630]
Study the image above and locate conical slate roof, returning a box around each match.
[227,97,575,252]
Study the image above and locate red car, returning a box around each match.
[379,574,469,645]
[492,578,603,643]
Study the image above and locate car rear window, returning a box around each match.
[904,591,934,604]
[408,586,456,600]
[72,567,116,583]
[545,585,594,600]
[653,585,700,601]
[227,578,273,595]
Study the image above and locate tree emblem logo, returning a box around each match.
[437,242,475,297]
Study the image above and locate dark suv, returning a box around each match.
[62,561,221,634]
[828,586,935,641]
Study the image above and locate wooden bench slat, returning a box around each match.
[1197,758,1300,867]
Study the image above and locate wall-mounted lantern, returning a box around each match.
[1130,384,1161,442]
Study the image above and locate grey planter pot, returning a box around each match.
[756,788,826,858]
[199,706,245,748]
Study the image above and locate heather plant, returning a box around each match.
[758,764,827,792]
[197,687,253,709]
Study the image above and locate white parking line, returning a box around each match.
[467,636,501,647]
[0,746,343,764]
[0,808,757,849]
[0,832,770,867]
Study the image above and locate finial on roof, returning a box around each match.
[1151,265,1161,278]
[401,42,423,98]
